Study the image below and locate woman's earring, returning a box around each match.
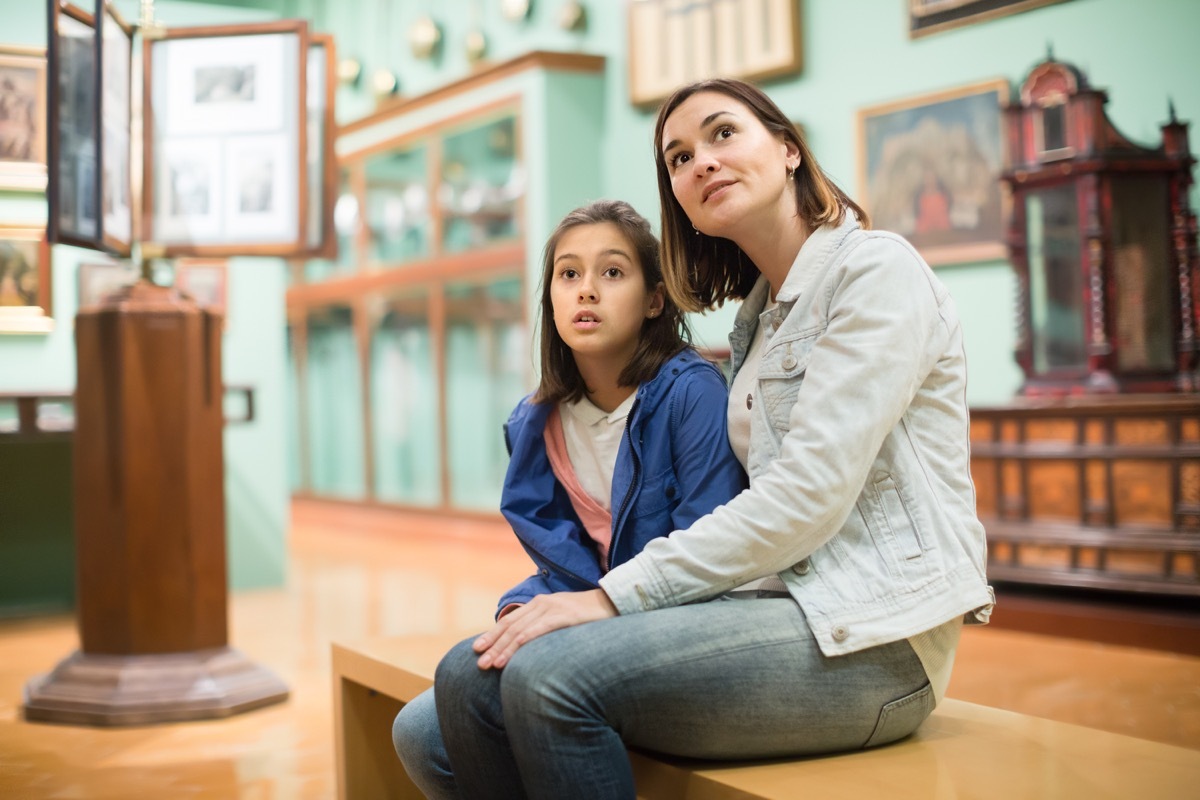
[692,223,700,235]
[787,165,795,180]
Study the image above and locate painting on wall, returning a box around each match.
[78,258,138,308]
[0,46,47,191]
[0,225,52,333]
[175,258,228,325]
[909,0,1072,38]
[857,78,1010,266]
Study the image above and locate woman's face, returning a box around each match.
[660,91,799,242]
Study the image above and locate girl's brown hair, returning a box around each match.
[653,78,871,312]
[534,199,690,404]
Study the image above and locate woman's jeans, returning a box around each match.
[392,598,934,800]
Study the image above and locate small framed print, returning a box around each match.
[47,2,101,250]
[303,33,337,258]
[144,20,310,256]
[0,224,53,334]
[908,0,1072,38]
[99,1,134,254]
[175,258,227,322]
[858,79,1010,266]
[0,45,48,191]
[77,257,137,308]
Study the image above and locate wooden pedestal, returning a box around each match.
[23,281,288,725]
[970,395,1200,596]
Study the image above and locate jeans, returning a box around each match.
[393,598,934,800]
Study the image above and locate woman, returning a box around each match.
[431,79,994,799]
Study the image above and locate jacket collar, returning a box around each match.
[776,214,862,303]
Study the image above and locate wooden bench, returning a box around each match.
[332,633,1200,799]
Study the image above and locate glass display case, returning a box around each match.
[285,52,606,513]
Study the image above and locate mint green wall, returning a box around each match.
[302,0,1200,404]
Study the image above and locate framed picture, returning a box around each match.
[628,0,802,107]
[909,0,1072,38]
[174,258,227,323]
[303,33,337,259]
[0,45,48,191]
[144,20,310,256]
[857,78,1010,266]
[99,1,133,255]
[77,257,137,308]
[0,224,53,333]
[47,1,101,250]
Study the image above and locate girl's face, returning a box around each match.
[660,91,799,242]
[549,222,664,366]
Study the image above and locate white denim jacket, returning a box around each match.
[600,216,994,656]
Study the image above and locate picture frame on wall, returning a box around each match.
[99,0,134,255]
[47,1,101,250]
[144,20,310,257]
[174,258,228,325]
[77,257,137,308]
[0,224,53,333]
[857,78,1010,266]
[304,33,337,259]
[0,45,48,192]
[908,0,1072,38]
[627,0,802,108]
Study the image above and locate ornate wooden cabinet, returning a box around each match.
[1001,57,1199,396]
[972,57,1200,597]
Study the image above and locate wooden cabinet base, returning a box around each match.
[22,646,288,726]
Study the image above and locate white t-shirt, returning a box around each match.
[559,392,636,510]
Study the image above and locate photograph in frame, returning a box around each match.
[174,258,228,327]
[858,79,1010,266]
[909,0,1072,38]
[0,46,48,191]
[0,224,53,333]
[49,2,101,248]
[100,1,133,253]
[145,21,307,255]
[155,136,223,242]
[304,34,336,257]
[77,257,137,308]
[223,132,294,241]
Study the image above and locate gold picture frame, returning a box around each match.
[0,45,48,192]
[909,0,1072,38]
[857,78,1010,266]
[0,224,53,333]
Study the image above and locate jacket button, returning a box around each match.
[792,559,810,575]
[746,393,753,409]
[782,355,797,370]
[665,486,676,499]
[831,625,849,642]
[540,568,549,577]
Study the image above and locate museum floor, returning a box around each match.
[1,500,1198,798]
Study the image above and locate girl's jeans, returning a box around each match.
[392,598,934,800]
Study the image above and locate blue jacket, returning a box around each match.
[497,347,747,615]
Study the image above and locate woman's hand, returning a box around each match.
[474,588,618,670]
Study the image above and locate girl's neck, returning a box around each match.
[575,355,636,413]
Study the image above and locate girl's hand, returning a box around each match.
[474,589,618,669]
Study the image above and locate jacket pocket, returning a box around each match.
[862,682,935,748]
[873,474,924,561]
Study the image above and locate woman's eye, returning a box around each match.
[716,126,734,140]
[670,152,690,168]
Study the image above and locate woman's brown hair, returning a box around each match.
[653,78,870,312]
[534,199,690,404]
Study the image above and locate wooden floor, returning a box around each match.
[2,499,1199,798]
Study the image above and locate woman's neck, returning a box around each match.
[733,214,810,299]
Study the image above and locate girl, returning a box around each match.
[391,199,746,798]
[441,79,994,799]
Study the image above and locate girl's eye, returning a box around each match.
[560,268,578,280]
[604,267,622,279]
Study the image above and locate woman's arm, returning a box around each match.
[601,237,949,613]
